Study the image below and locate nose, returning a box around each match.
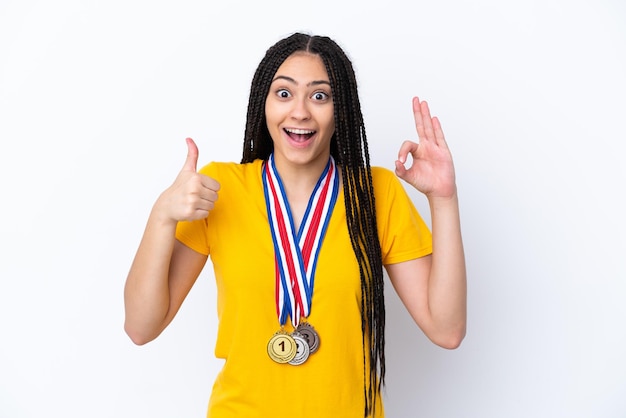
[289,97,311,121]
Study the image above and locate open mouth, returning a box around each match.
[285,128,315,143]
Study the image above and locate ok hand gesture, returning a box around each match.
[395,97,457,199]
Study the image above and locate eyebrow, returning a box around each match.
[271,75,331,87]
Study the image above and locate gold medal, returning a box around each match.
[267,331,297,363]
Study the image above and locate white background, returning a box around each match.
[1,0,625,417]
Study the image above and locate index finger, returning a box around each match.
[397,140,419,164]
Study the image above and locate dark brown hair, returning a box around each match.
[241,32,385,416]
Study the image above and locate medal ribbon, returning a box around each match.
[262,154,339,328]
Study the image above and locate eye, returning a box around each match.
[276,88,291,98]
[312,91,329,101]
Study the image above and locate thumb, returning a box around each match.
[394,159,408,179]
[182,137,199,172]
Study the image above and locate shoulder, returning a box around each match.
[198,159,264,182]
[370,165,402,191]
[198,160,266,211]
[370,165,396,181]
[369,165,415,210]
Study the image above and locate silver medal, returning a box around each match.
[288,332,310,365]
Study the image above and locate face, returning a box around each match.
[265,52,335,172]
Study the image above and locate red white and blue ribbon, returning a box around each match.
[262,154,339,328]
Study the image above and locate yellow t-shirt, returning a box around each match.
[176,159,432,418]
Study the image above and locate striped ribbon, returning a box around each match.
[262,154,339,328]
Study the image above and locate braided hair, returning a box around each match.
[241,33,385,417]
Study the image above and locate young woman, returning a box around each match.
[124,32,466,417]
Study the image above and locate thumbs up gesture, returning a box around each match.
[156,138,221,222]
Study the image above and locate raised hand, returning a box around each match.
[156,138,220,222]
[395,97,457,199]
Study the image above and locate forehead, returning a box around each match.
[273,52,329,82]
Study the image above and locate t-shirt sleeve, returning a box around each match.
[374,167,433,265]
[176,218,210,256]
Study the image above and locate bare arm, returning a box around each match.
[387,97,467,349]
[123,138,219,345]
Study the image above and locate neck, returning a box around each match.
[269,153,333,231]
[272,155,330,195]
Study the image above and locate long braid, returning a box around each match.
[241,33,385,417]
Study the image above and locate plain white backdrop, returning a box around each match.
[1,0,625,417]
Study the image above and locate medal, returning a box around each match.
[288,332,310,365]
[296,322,320,354]
[263,154,338,364]
[267,330,297,364]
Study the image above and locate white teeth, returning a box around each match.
[285,128,315,135]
